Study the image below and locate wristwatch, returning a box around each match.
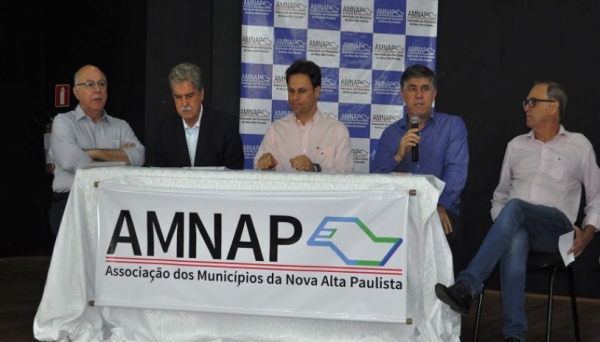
[313,163,322,173]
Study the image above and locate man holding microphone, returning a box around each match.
[372,64,469,245]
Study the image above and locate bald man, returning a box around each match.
[49,64,145,236]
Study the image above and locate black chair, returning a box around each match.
[472,251,581,342]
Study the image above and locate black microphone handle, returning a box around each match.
[412,144,418,162]
[411,121,419,162]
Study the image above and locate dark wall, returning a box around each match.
[145,1,213,167]
[1,1,147,256]
[42,2,147,138]
[144,1,242,166]
[1,2,50,256]
[3,0,600,297]
[435,1,600,297]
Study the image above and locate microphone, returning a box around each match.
[410,115,420,162]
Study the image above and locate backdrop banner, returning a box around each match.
[95,182,410,323]
[239,0,438,172]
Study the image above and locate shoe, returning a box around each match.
[504,338,522,342]
[434,282,472,316]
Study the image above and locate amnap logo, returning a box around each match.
[373,80,401,94]
[240,108,271,119]
[342,6,373,17]
[374,44,404,56]
[309,3,339,14]
[243,0,273,10]
[339,112,369,124]
[339,79,371,93]
[342,42,372,53]
[242,35,273,47]
[352,148,370,163]
[407,10,437,24]
[307,217,403,266]
[320,76,338,94]
[273,109,293,120]
[406,46,436,59]
[273,74,287,89]
[276,1,307,12]
[243,144,260,159]
[322,77,338,87]
[407,10,437,20]
[308,40,340,53]
[241,73,271,87]
[376,8,404,19]
[276,38,306,49]
[323,111,338,120]
[372,113,401,126]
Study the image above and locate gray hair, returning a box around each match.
[401,64,436,90]
[169,62,203,91]
[536,81,567,119]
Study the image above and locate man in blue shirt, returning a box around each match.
[372,64,469,243]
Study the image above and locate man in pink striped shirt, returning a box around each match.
[254,60,354,173]
[435,81,600,342]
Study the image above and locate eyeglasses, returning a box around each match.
[522,98,555,108]
[75,80,107,90]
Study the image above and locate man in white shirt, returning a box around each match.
[50,65,145,235]
[254,59,354,173]
[435,81,600,342]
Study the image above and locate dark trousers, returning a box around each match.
[49,191,69,236]
[445,209,460,246]
[445,209,461,277]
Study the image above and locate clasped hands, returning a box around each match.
[257,152,315,172]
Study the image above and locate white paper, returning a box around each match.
[558,231,575,266]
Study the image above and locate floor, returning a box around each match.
[1,256,598,342]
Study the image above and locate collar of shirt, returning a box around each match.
[399,110,437,129]
[183,118,200,132]
[74,105,109,124]
[181,104,203,131]
[182,105,202,165]
[293,110,321,130]
[523,125,567,143]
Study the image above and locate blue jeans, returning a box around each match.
[456,199,572,341]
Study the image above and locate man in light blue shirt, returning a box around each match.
[49,64,145,235]
[372,64,469,243]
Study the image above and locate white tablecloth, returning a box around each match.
[34,167,460,342]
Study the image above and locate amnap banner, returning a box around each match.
[239,0,439,172]
[95,182,410,323]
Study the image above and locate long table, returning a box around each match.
[34,167,460,341]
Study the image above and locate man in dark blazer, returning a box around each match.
[153,62,244,169]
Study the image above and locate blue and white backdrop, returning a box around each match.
[240,0,438,173]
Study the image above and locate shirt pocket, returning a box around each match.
[549,159,565,180]
[315,146,334,168]
[548,156,577,186]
